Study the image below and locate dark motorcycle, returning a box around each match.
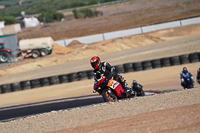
[131,83,145,96]
[182,77,194,89]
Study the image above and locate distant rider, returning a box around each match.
[180,67,194,89]
[197,67,200,84]
[131,80,143,91]
[90,56,127,92]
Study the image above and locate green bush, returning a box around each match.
[104,0,117,2]
[39,10,64,23]
[0,16,18,25]
[54,12,65,21]
[73,8,96,19]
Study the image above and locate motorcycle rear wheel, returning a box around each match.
[136,90,145,96]
[102,89,118,102]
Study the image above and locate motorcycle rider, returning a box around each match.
[180,67,194,89]
[90,56,128,96]
[131,80,143,91]
[131,80,144,96]
[197,67,200,84]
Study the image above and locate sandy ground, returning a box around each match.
[52,103,200,133]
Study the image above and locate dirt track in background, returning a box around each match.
[0,24,200,84]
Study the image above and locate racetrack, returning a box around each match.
[0,22,200,133]
[1,87,200,133]
[0,62,199,108]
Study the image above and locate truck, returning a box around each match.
[0,42,12,63]
[18,37,54,58]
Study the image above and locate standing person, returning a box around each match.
[180,67,194,89]
[197,68,200,84]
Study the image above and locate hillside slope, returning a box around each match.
[16,0,200,41]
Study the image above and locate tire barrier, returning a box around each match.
[115,64,125,73]
[30,79,41,88]
[48,76,60,85]
[123,63,134,73]
[1,84,11,93]
[68,72,78,82]
[58,74,69,83]
[151,59,161,68]
[39,78,50,87]
[10,82,21,92]
[86,70,94,79]
[170,56,180,66]
[179,54,189,64]
[160,57,171,67]
[189,52,199,63]
[77,71,88,81]
[1,52,200,94]
[142,60,152,70]
[20,80,31,90]
[133,62,143,71]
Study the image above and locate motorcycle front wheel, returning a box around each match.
[102,89,118,102]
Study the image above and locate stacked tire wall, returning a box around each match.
[0,52,200,94]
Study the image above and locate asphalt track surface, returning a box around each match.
[0,95,104,121]
[0,92,156,121]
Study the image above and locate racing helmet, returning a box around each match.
[90,56,101,70]
[183,67,187,73]
[133,80,137,84]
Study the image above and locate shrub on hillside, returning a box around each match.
[73,8,96,19]
[39,10,64,23]
[0,16,18,25]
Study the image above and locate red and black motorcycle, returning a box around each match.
[93,74,138,102]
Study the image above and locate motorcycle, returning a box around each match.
[182,77,194,89]
[131,84,145,96]
[93,74,140,102]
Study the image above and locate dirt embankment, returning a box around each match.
[0,23,200,77]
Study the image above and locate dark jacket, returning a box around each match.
[93,62,115,78]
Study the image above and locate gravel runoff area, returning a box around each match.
[0,87,200,133]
